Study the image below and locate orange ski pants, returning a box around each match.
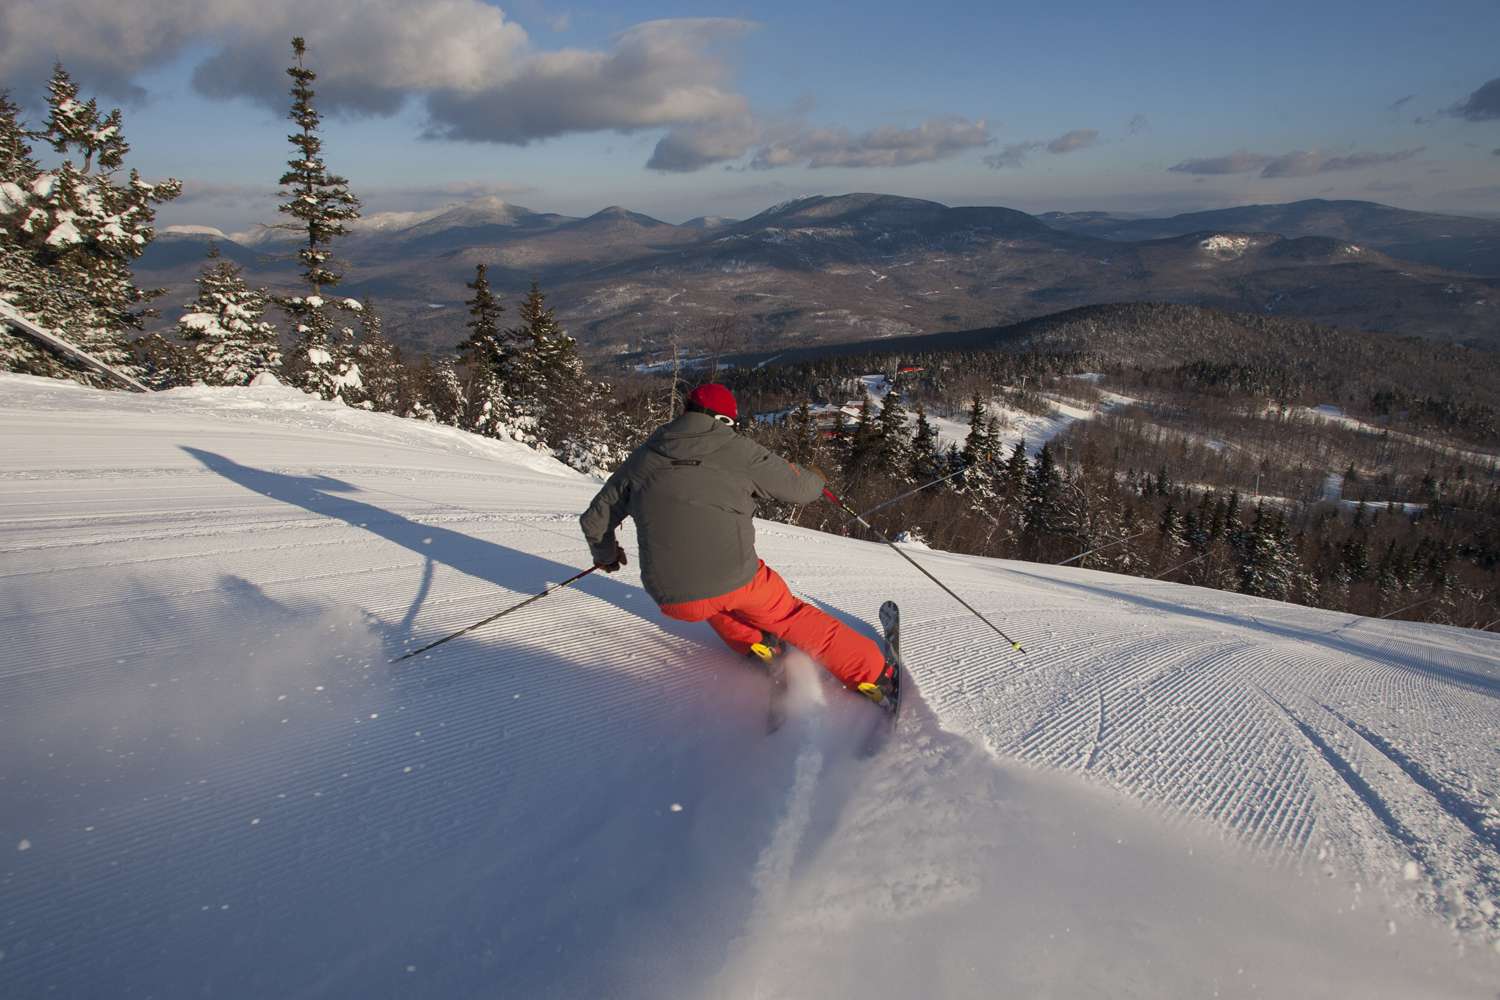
[658,561,885,688]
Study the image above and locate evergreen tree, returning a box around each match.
[0,92,48,374]
[960,393,987,468]
[503,280,561,439]
[275,38,361,400]
[875,386,912,479]
[0,69,180,381]
[177,246,281,385]
[0,92,34,183]
[458,263,505,364]
[789,402,819,466]
[502,281,618,472]
[844,394,879,478]
[456,263,508,433]
[348,300,403,412]
[909,402,939,481]
[1002,439,1030,500]
[131,331,196,389]
[1159,501,1185,553]
[1238,505,1296,600]
[1024,443,1066,542]
[421,354,464,425]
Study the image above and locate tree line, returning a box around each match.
[0,46,628,474]
[726,353,1500,631]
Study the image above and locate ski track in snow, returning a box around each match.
[2,373,1498,998]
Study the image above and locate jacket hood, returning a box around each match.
[647,411,736,461]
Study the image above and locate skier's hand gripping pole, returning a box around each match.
[822,488,1026,654]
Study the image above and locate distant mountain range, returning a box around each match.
[138,194,1500,358]
[1037,199,1500,276]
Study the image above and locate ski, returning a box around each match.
[879,599,903,722]
[766,654,788,733]
[751,635,789,734]
[857,600,902,756]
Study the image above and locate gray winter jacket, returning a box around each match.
[580,411,825,604]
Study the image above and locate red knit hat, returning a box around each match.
[687,383,738,421]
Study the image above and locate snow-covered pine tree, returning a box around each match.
[875,385,912,480]
[0,92,31,181]
[500,281,620,473]
[844,394,878,479]
[274,38,361,401]
[1002,439,1029,500]
[1238,505,1296,600]
[348,299,402,412]
[130,330,196,388]
[1024,443,1066,540]
[0,70,180,382]
[0,92,50,375]
[959,394,987,468]
[459,264,505,363]
[177,246,281,385]
[909,402,940,481]
[456,263,509,435]
[425,354,465,426]
[789,401,820,466]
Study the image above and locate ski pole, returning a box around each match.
[392,565,598,663]
[855,464,969,520]
[1057,529,1150,567]
[822,487,1026,654]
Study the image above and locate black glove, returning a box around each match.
[595,543,628,573]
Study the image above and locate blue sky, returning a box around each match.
[4,0,1498,233]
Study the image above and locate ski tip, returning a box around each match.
[1012,642,1024,653]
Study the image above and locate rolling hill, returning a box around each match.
[134,194,1500,357]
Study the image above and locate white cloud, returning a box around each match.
[984,141,1042,169]
[426,19,754,144]
[0,3,752,149]
[1449,77,1500,122]
[983,128,1096,169]
[1167,150,1276,175]
[649,114,762,172]
[747,118,992,171]
[1046,129,1098,154]
[1169,147,1424,178]
[0,0,528,110]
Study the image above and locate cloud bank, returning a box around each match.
[2,2,1004,176]
[984,128,1098,169]
[0,2,762,168]
[1169,147,1424,178]
[742,118,992,172]
[1449,77,1500,122]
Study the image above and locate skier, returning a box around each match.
[580,383,897,705]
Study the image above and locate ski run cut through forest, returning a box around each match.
[1,372,1499,999]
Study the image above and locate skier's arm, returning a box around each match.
[580,469,630,566]
[744,443,825,504]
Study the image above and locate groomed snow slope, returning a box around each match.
[2,373,1498,999]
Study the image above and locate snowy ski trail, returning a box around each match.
[2,373,1498,998]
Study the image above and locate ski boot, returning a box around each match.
[747,631,783,664]
[856,661,899,711]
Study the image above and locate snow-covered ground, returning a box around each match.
[3,373,1498,998]
[852,372,1123,457]
[1299,404,1500,470]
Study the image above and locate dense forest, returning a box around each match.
[715,315,1500,631]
